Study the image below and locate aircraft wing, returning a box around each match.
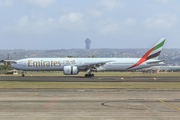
[77,60,114,68]
[146,60,167,64]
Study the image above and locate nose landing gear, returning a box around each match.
[20,70,25,77]
[22,73,25,77]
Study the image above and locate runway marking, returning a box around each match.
[144,111,148,114]
[143,104,150,110]
[158,99,180,111]
[45,99,55,108]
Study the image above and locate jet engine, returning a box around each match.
[63,66,79,75]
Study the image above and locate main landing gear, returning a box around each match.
[85,69,94,77]
[85,74,94,77]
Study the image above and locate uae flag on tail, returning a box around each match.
[127,38,166,70]
[145,38,166,61]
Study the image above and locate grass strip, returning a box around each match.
[0,82,180,89]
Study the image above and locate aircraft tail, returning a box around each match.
[127,38,166,69]
[145,38,166,61]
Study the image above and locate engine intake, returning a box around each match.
[63,66,79,75]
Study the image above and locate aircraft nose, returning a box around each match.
[11,62,18,68]
[11,63,16,68]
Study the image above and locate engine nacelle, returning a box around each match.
[63,66,79,75]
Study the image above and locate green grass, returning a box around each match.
[0,82,180,89]
[0,72,179,89]
[0,72,180,77]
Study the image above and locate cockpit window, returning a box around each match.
[13,62,17,64]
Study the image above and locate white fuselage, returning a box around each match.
[11,58,163,72]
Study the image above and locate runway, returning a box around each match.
[0,88,180,120]
[0,76,180,82]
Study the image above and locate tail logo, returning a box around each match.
[127,47,154,69]
[127,39,166,70]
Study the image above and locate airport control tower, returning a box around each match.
[85,38,91,49]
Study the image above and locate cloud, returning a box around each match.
[3,12,136,35]
[4,13,55,33]
[0,0,13,8]
[150,0,169,3]
[99,0,124,10]
[95,18,136,34]
[58,12,85,31]
[22,0,55,8]
[144,13,177,29]
[3,12,85,34]
[87,9,103,17]
[124,18,136,26]
[86,0,124,17]
[59,13,83,23]
[96,19,120,34]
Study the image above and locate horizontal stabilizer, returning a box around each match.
[146,60,167,64]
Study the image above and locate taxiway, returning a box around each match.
[0,76,180,82]
[0,88,180,120]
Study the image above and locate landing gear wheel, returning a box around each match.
[85,74,94,77]
[22,74,25,77]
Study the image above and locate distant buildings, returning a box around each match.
[30,54,37,57]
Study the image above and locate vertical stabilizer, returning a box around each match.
[146,38,166,60]
[127,38,166,69]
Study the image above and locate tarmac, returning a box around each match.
[0,88,180,120]
[0,76,180,119]
[0,76,180,82]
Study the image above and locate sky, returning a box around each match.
[0,0,179,49]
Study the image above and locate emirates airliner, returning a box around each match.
[11,38,166,77]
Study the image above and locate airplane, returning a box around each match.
[11,38,166,77]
